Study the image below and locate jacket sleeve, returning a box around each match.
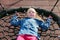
[37,18,51,31]
[10,15,21,26]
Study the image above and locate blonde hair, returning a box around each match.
[27,8,37,14]
[26,8,44,22]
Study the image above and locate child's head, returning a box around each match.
[26,8,44,21]
[26,8,37,18]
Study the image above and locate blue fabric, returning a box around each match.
[10,15,51,38]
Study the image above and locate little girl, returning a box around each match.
[10,8,52,40]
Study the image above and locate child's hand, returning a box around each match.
[16,12,20,16]
[15,11,20,16]
[48,15,53,19]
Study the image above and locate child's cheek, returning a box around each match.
[30,13,35,16]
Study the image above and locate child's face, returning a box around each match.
[27,8,37,18]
